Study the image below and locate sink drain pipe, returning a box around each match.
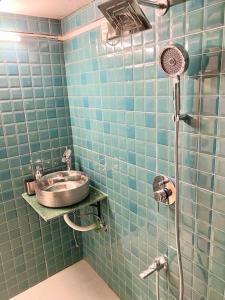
[63,213,105,232]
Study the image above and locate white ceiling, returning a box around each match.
[0,0,93,19]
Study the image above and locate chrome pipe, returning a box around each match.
[138,0,170,15]
[138,0,168,9]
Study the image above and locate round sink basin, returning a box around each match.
[35,171,89,208]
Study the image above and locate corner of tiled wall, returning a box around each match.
[0,12,82,300]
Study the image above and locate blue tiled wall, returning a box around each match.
[0,13,61,35]
[0,13,82,299]
[63,1,225,299]
[61,0,102,35]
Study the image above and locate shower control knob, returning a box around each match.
[158,178,170,186]
[153,175,176,206]
[154,188,172,203]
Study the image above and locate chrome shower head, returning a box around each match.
[98,0,151,39]
[98,0,171,41]
[159,44,189,118]
[159,44,189,78]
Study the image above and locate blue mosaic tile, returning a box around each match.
[0,13,81,300]
[62,2,225,300]
[2,1,225,299]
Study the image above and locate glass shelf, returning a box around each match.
[22,186,107,222]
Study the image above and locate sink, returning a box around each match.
[35,171,89,208]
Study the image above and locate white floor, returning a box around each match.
[11,260,119,300]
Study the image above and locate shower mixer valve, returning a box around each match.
[153,175,176,206]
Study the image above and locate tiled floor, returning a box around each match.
[10,260,119,300]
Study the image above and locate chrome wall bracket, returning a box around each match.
[153,175,176,206]
[91,202,107,232]
[91,201,102,220]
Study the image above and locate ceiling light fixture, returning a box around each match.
[0,31,21,42]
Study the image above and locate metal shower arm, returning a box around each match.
[138,0,169,15]
[138,0,167,8]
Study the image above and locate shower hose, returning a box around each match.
[156,270,160,300]
[174,116,184,300]
[155,117,184,300]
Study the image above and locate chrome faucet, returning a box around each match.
[139,256,168,279]
[62,147,72,171]
[34,160,44,180]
